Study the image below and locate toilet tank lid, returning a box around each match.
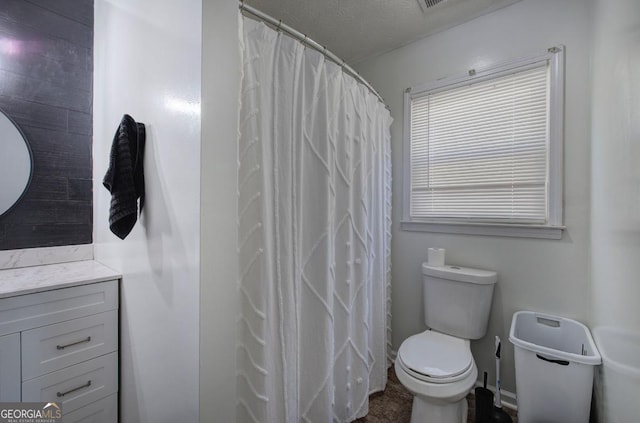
[422,263,497,284]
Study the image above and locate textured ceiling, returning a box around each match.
[244,0,521,64]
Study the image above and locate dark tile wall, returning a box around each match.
[0,0,93,250]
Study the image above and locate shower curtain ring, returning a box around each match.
[302,34,308,44]
[277,19,282,31]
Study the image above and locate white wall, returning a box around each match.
[590,0,640,335]
[590,0,640,420]
[199,1,240,422]
[356,0,592,393]
[94,1,203,421]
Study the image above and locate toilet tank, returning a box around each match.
[422,263,497,340]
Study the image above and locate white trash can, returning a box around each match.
[509,311,601,423]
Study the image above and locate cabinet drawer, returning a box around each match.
[22,310,118,380]
[0,281,118,337]
[22,352,118,414]
[63,394,117,423]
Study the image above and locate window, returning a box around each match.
[402,47,565,239]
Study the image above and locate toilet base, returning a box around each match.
[409,395,468,423]
[394,356,476,423]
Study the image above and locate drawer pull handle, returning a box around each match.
[57,380,92,397]
[56,336,92,350]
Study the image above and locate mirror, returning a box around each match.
[0,108,33,217]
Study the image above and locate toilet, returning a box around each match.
[395,262,497,423]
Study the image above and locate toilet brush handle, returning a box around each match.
[495,336,502,407]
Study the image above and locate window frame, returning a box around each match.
[401,46,566,239]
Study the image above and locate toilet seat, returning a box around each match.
[397,330,473,384]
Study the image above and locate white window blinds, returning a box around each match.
[409,63,550,223]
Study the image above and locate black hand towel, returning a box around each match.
[103,114,146,239]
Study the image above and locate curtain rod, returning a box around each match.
[238,2,390,111]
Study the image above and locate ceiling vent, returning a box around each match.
[417,0,449,13]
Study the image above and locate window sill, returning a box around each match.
[400,220,566,239]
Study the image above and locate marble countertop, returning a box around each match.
[0,260,121,299]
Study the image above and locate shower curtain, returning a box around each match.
[237,15,393,423]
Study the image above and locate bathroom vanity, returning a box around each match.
[0,260,120,422]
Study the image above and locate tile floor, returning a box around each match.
[355,367,518,423]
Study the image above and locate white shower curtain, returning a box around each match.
[237,15,393,423]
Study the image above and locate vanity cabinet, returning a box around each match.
[0,333,20,401]
[0,279,119,422]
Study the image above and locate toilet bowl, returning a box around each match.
[395,330,477,423]
[395,263,497,423]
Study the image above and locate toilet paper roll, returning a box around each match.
[427,248,445,266]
